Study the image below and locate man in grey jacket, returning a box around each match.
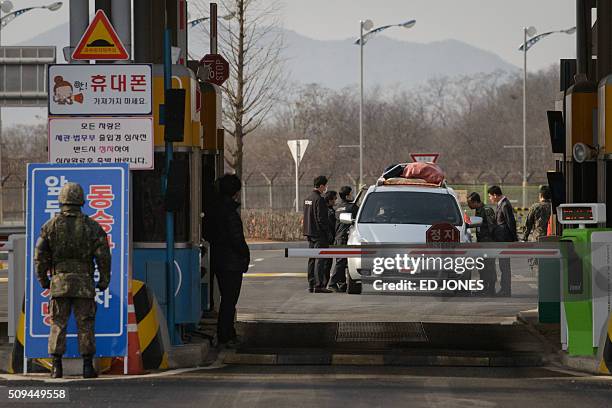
[487,185,517,297]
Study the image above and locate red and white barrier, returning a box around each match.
[285,244,562,260]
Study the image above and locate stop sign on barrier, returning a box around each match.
[426,223,460,243]
[200,53,230,86]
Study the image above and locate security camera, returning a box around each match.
[572,142,598,163]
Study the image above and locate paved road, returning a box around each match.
[239,250,540,323]
[1,365,611,407]
[0,249,543,325]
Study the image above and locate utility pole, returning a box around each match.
[163,4,178,344]
[359,21,364,189]
[522,26,528,209]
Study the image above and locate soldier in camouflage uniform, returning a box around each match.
[522,186,552,242]
[35,182,111,379]
[467,192,497,296]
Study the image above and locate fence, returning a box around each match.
[241,177,545,212]
[0,184,26,224]
[0,181,538,239]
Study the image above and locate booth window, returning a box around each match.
[133,152,190,242]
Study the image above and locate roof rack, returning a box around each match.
[376,177,446,188]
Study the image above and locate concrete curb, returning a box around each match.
[223,352,543,367]
[167,342,211,369]
[247,241,308,250]
[560,353,599,375]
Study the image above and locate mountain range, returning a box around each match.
[19,23,518,90]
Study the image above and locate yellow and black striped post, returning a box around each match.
[132,280,168,370]
[598,312,612,374]
[9,298,51,374]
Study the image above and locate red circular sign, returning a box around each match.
[200,53,230,86]
[426,223,460,243]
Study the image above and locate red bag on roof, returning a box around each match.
[401,162,445,185]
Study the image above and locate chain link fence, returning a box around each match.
[241,177,544,212]
[0,181,541,240]
[0,184,26,224]
[240,181,542,240]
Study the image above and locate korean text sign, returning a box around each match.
[25,163,129,358]
[48,64,152,116]
[48,117,153,170]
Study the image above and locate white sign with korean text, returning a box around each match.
[48,64,152,115]
[48,117,154,170]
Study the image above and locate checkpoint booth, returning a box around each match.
[557,203,612,357]
[131,64,204,330]
[131,62,225,335]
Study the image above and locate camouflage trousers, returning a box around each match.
[48,297,96,356]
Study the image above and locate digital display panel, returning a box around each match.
[560,206,594,222]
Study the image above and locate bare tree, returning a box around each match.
[193,0,285,178]
[2,123,46,185]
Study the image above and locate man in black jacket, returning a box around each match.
[321,190,338,287]
[487,185,518,297]
[303,176,332,293]
[328,186,357,292]
[207,174,250,346]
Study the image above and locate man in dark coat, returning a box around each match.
[328,186,357,292]
[303,176,332,293]
[207,174,250,347]
[321,190,337,287]
[35,182,111,378]
[487,185,518,297]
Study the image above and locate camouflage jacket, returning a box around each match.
[35,205,111,298]
[474,205,496,242]
[523,200,552,241]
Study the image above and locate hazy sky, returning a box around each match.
[0,0,577,125]
[2,0,576,70]
[280,0,576,71]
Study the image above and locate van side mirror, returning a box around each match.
[339,212,354,224]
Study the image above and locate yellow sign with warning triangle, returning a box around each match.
[72,10,129,60]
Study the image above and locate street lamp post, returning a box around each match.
[188,12,234,28]
[519,25,575,208]
[355,19,416,188]
[522,26,535,209]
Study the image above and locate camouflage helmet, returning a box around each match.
[58,182,85,206]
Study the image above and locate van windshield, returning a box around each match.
[358,191,462,225]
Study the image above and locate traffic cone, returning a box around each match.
[108,290,144,374]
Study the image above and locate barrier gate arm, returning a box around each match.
[285,246,563,259]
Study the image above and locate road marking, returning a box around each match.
[254,258,264,262]
[248,264,255,268]
[528,284,538,289]
[512,274,536,282]
[245,273,307,278]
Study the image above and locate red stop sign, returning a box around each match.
[200,53,230,86]
[426,223,460,243]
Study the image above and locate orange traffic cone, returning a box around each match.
[108,290,144,375]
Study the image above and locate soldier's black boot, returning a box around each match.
[82,355,98,379]
[51,355,63,379]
